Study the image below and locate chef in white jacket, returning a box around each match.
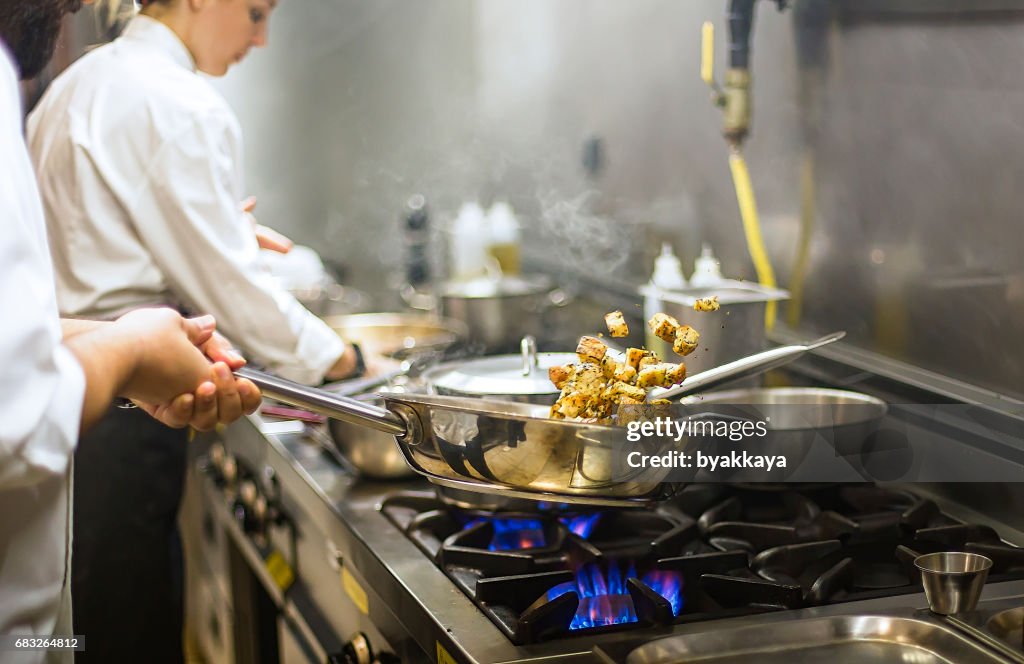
[0,0,260,660]
[25,1,363,661]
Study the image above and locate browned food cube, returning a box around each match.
[600,354,618,379]
[665,363,687,385]
[649,399,671,405]
[552,390,586,419]
[673,325,700,356]
[604,381,647,402]
[612,364,637,384]
[576,336,608,363]
[636,365,669,389]
[694,296,720,312]
[638,354,661,370]
[648,313,680,343]
[573,363,605,395]
[625,347,647,371]
[550,364,576,389]
[604,310,629,338]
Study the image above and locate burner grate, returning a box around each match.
[379,486,1024,645]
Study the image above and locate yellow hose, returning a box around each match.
[728,150,778,330]
[786,150,816,329]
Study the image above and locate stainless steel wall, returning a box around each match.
[68,1,1024,398]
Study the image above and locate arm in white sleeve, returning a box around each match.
[0,196,85,490]
[127,108,345,385]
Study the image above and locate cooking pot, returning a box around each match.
[439,275,566,353]
[421,337,571,405]
[323,312,467,360]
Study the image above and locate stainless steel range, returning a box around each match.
[378,485,1024,646]
[182,358,1024,664]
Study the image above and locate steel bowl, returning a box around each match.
[328,393,418,480]
[680,387,888,482]
[324,312,467,360]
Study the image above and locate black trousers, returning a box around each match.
[72,405,188,664]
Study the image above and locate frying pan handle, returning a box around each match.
[236,367,407,436]
[652,331,846,401]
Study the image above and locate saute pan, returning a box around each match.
[236,332,847,507]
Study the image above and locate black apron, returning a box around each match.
[71,404,187,663]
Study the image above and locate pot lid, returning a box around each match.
[441,274,551,299]
[424,352,575,396]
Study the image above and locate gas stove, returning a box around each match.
[196,396,1024,664]
[380,484,1024,648]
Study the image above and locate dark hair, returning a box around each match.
[0,0,71,79]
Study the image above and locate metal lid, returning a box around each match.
[640,280,790,305]
[423,337,573,397]
[440,274,551,299]
[424,354,575,396]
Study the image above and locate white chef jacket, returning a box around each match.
[27,16,345,385]
[0,43,86,663]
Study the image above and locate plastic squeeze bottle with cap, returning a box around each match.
[644,243,687,347]
[486,201,521,275]
[449,202,489,280]
[689,243,724,288]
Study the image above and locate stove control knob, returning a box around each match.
[208,442,225,469]
[331,632,373,664]
[233,480,261,533]
[221,455,238,488]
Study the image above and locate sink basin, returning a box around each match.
[626,615,1010,663]
[987,607,1024,653]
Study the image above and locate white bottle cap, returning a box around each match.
[487,201,519,244]
[450,202,489,279]
[650,242,687,290]
[690,243,724,288]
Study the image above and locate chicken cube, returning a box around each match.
[612,364,637,384]
[638,354,661,370]
[552,390,587,419]
[694,296,720,312]
[548,364,573,390]
[573,362,605,392]
[673,325,700,356]
[625,347,647,371]
[600,354,618,380]
[576,336,608,363]
[604,310,629,338]
[604,381,647,402]
[664,362,687,385]
[636,365,668,389]
[648,313,680,343]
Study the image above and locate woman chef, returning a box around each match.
[27,1,366,660]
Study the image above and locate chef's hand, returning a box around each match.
[325,345,401,381]
[242,196,294,254]
[193,332,261,430]
[120,314,260,430]
[325,344,360,380]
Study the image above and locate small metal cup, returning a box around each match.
[914,552,993,615]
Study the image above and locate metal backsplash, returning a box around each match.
[61,0,1024,398]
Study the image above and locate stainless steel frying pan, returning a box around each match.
[237,331,845,507]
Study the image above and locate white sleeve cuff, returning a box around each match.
[270,313,346,385]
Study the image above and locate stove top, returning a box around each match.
[381,484,1024,646]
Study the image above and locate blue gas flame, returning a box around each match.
[546,561,683,630]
